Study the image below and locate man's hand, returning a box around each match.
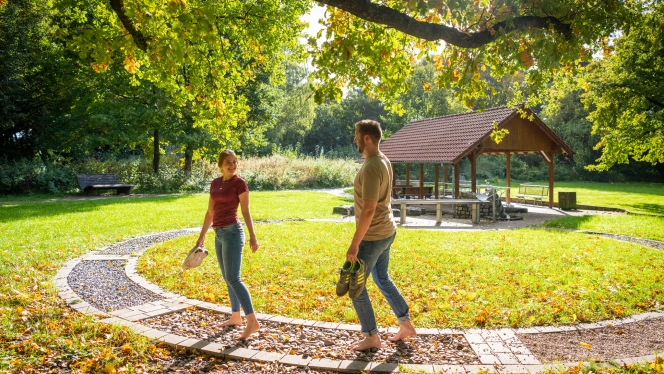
[346,244,359,263]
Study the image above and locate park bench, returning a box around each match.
[393,185,433,199]
[77,174,135,195]
[515,184,549,205]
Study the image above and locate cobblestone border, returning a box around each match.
[54,229,663,373]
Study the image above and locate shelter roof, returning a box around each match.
[379,106,572,164]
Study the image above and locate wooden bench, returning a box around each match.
[393,198,491,224]
[515,184,549,205]
[77,174,135,195]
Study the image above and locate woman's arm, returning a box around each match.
[196,196,215,247]
[238,191,259,252]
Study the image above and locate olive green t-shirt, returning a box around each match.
[353,153,396,241]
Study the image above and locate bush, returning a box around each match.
[0,154,359,196]
[239,155,360,190]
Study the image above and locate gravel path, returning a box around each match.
[519,317,664,362]
[67,260,163,312]
[100,229,197,255]
[584,232,664,251]
[141,308,480,365]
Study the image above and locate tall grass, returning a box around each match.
[239,155,360,190]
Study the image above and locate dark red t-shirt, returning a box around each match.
[210,175,249,228]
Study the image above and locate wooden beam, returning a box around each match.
[470,154,477,193]
[443,164,449,197]
[434,164,439,199]
[454,162,460,199]
[547,152,554,209]
[506,153,511,204]
[405,163,410,186]
[391,163,397,198]
[419,163,424,199]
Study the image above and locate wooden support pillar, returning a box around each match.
[434,164,439,199]
[506,152,511,204]
[419,163,424,199]
[470,154,477,193]
[443,164,449,197]
[405,164,410,186]
[454,162,460,199]
[548,153,554,209]
[540,150,554,209]
[391,163,397,198]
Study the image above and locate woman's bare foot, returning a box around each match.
[216,312,243,327]
[238,314,260,339]
[349,335,382,351]
[388,320,416,342]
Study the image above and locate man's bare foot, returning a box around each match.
[349,335,382,351]
[238,315,260,339]
[388,320,416,342]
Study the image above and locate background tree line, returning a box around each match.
[1,0,662,195]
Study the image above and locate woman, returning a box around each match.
[196,149,260,339]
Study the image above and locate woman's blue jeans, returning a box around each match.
[214,223,254,315]
[351,232,410,336]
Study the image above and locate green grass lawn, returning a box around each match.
[0,191,351,371]
[139,222,664,329]
[2,186,664,372]
[528,181,664,215]
[544,214,664,242]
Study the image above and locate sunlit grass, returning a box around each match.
[139,221,664,329]
[528,181,664,215]
[0,191,351,371]
[544,215,664,242]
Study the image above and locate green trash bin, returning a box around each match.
[558,191,577,210]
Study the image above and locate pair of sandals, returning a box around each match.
[336,259,368,299]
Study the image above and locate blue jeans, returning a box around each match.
[214,223,254,315]
[351,232,410,336]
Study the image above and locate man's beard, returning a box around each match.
[356,139,364,154]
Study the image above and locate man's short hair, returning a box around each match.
[355,120,383,144]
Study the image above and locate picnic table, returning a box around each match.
[393,198,491,224]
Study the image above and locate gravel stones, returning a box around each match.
[142,307,480,365]
[68,260,163,312]
[519,317,664,362]
[100,230,197,255]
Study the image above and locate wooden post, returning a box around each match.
[434,164,439,199]
[454,162,460,199]
[470,153,477,193]
[391,163,397,198]
[443,164,449,197]
[548,152,554,209]
[506,152,511,204]
[419,163,424,199]
[540,151,554,209]
[406,164,410,186]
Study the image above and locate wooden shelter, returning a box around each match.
[379,105,573,208]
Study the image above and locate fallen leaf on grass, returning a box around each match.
[579,342,592,349]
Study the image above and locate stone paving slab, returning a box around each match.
[54,227,664,373]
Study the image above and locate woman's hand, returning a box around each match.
[249,236,259,253]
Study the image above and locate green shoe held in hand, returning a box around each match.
[348,259,368,299]
[335,261,353,297]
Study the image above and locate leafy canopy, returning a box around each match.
[310,0,635,109]
[57,0,309,134]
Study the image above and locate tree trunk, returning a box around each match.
[184,143,193,176]
[152,129,160,174]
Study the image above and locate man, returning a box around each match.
[346,119,416,351]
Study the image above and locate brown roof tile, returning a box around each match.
[380,106,517,163]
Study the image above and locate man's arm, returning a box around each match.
[346,198,377,262]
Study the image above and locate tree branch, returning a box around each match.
[109,0,148,51]
[317,0,572,48]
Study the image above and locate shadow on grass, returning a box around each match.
[0,194,194,223]
[542,215,595,230]
[626,203,664,216]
